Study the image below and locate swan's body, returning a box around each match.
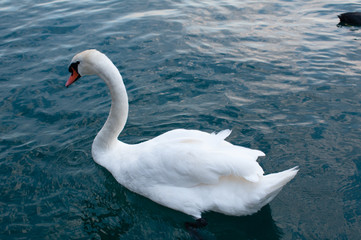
[338,12,361,26]
[66,49,298,219]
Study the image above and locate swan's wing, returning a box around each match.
[133,129,265,188]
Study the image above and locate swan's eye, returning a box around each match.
[68,61,80,74]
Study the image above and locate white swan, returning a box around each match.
[65,49,298,223]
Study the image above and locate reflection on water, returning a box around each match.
[1,0,361,239]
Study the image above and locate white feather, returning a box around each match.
[67,49,299,219]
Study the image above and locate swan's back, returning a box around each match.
[107,129,298,218]
[338,12,361,26]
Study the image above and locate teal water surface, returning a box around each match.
[1,0,361,239]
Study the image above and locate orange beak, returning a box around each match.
[65,67,80,87]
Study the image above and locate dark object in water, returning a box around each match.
[338,12,361,26]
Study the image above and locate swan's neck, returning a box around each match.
[92,60,128,152]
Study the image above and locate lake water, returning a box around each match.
[1,0,361,239]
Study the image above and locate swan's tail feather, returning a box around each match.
[259,166,299,206]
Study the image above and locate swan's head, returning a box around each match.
[65,49,107,87]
